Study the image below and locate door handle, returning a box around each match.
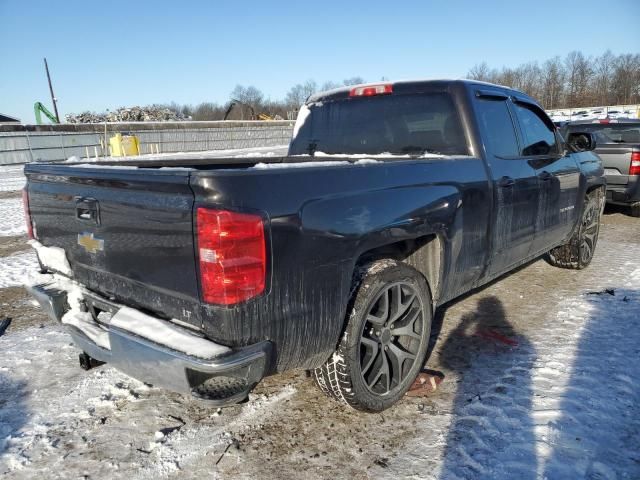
[538,171,552,181]
[498,176,515,188]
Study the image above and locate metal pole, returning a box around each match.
[44,58,60,123]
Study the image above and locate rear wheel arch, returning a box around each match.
[325,234,443,368]
[353,234,443,306]
[586,183,605,196]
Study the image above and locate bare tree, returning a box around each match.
[467,62,492,82]
[519,62,543,100]
[285,80,318,109]
[593,50,615,105]
[343,77,366,86]
[320,80,342,91]
[611,53,640,105]
[230,85,265,108]
[541,56,566,109]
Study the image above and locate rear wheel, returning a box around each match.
[547,188,604,269]
[630,202,640,218]
[313,260,432,412]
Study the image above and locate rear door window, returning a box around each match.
[475,98,520,158]
[513,103,558,156]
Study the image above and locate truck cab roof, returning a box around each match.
[306,79,537,106]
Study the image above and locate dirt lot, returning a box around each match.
[0,173,639,479]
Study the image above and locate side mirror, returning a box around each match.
[566,132,596,153]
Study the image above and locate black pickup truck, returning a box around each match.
[24,80,605,412]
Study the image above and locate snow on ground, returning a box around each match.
[0,320,297,478]
[1,217,638,479]
[0,165,25,192]
[378,248,640,480]
[0,251,46,289]
[0,197,26,237]
[0,167,639,479]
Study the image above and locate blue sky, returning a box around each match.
[1,0,639,122]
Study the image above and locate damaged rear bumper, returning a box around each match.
[27,280,273,406]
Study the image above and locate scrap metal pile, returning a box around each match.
[65,106,188,123]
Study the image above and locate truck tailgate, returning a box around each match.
[25,164,199,322]
[597,144,635,185]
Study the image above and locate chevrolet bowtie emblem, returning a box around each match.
[77,232,104,254]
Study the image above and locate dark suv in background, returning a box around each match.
[562,119,640,216]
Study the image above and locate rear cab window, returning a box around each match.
[565,123,640,145]
[288,92,469,156]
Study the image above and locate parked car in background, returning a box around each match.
[562,119,640,217]
[570,110,590,121]
[549,111,570,123]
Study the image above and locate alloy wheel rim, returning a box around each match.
[581,199,600,263]
[359,282,425,396]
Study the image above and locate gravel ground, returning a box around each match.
[0,165,638,479]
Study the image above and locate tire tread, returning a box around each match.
[548,188,603,270]
[313,259,431,412]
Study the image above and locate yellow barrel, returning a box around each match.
[109,133,140,157]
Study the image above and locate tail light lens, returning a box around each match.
[196,208,266,305]
[631,152,640,176]
[22,188,34,239]
[349,84,393,97]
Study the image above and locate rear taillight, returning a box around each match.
[22,188,34,239]
[349,84,393,97]
[196,208,266,305]
[630,152,640,176]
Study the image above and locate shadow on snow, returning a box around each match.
[434,289,640,479]
[0,372,29,474]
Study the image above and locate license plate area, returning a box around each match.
[83,292,119,327]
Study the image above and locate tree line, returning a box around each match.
[73,50,639,121]
[164,77,366,121]
[168,50,639,120]
[467,50,640,110]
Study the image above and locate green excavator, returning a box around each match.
[34,101,59,124]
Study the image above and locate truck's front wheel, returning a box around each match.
[313,260,432,412]
[547,188,604,269]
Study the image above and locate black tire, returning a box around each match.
[313,259,432,412]
[547,188,604,269]
[630,202,640,218]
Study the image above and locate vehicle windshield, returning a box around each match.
[288,93,468,156]
[565,123,640,144]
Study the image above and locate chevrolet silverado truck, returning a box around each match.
[562,119,640,217]
[23,80,605,412]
